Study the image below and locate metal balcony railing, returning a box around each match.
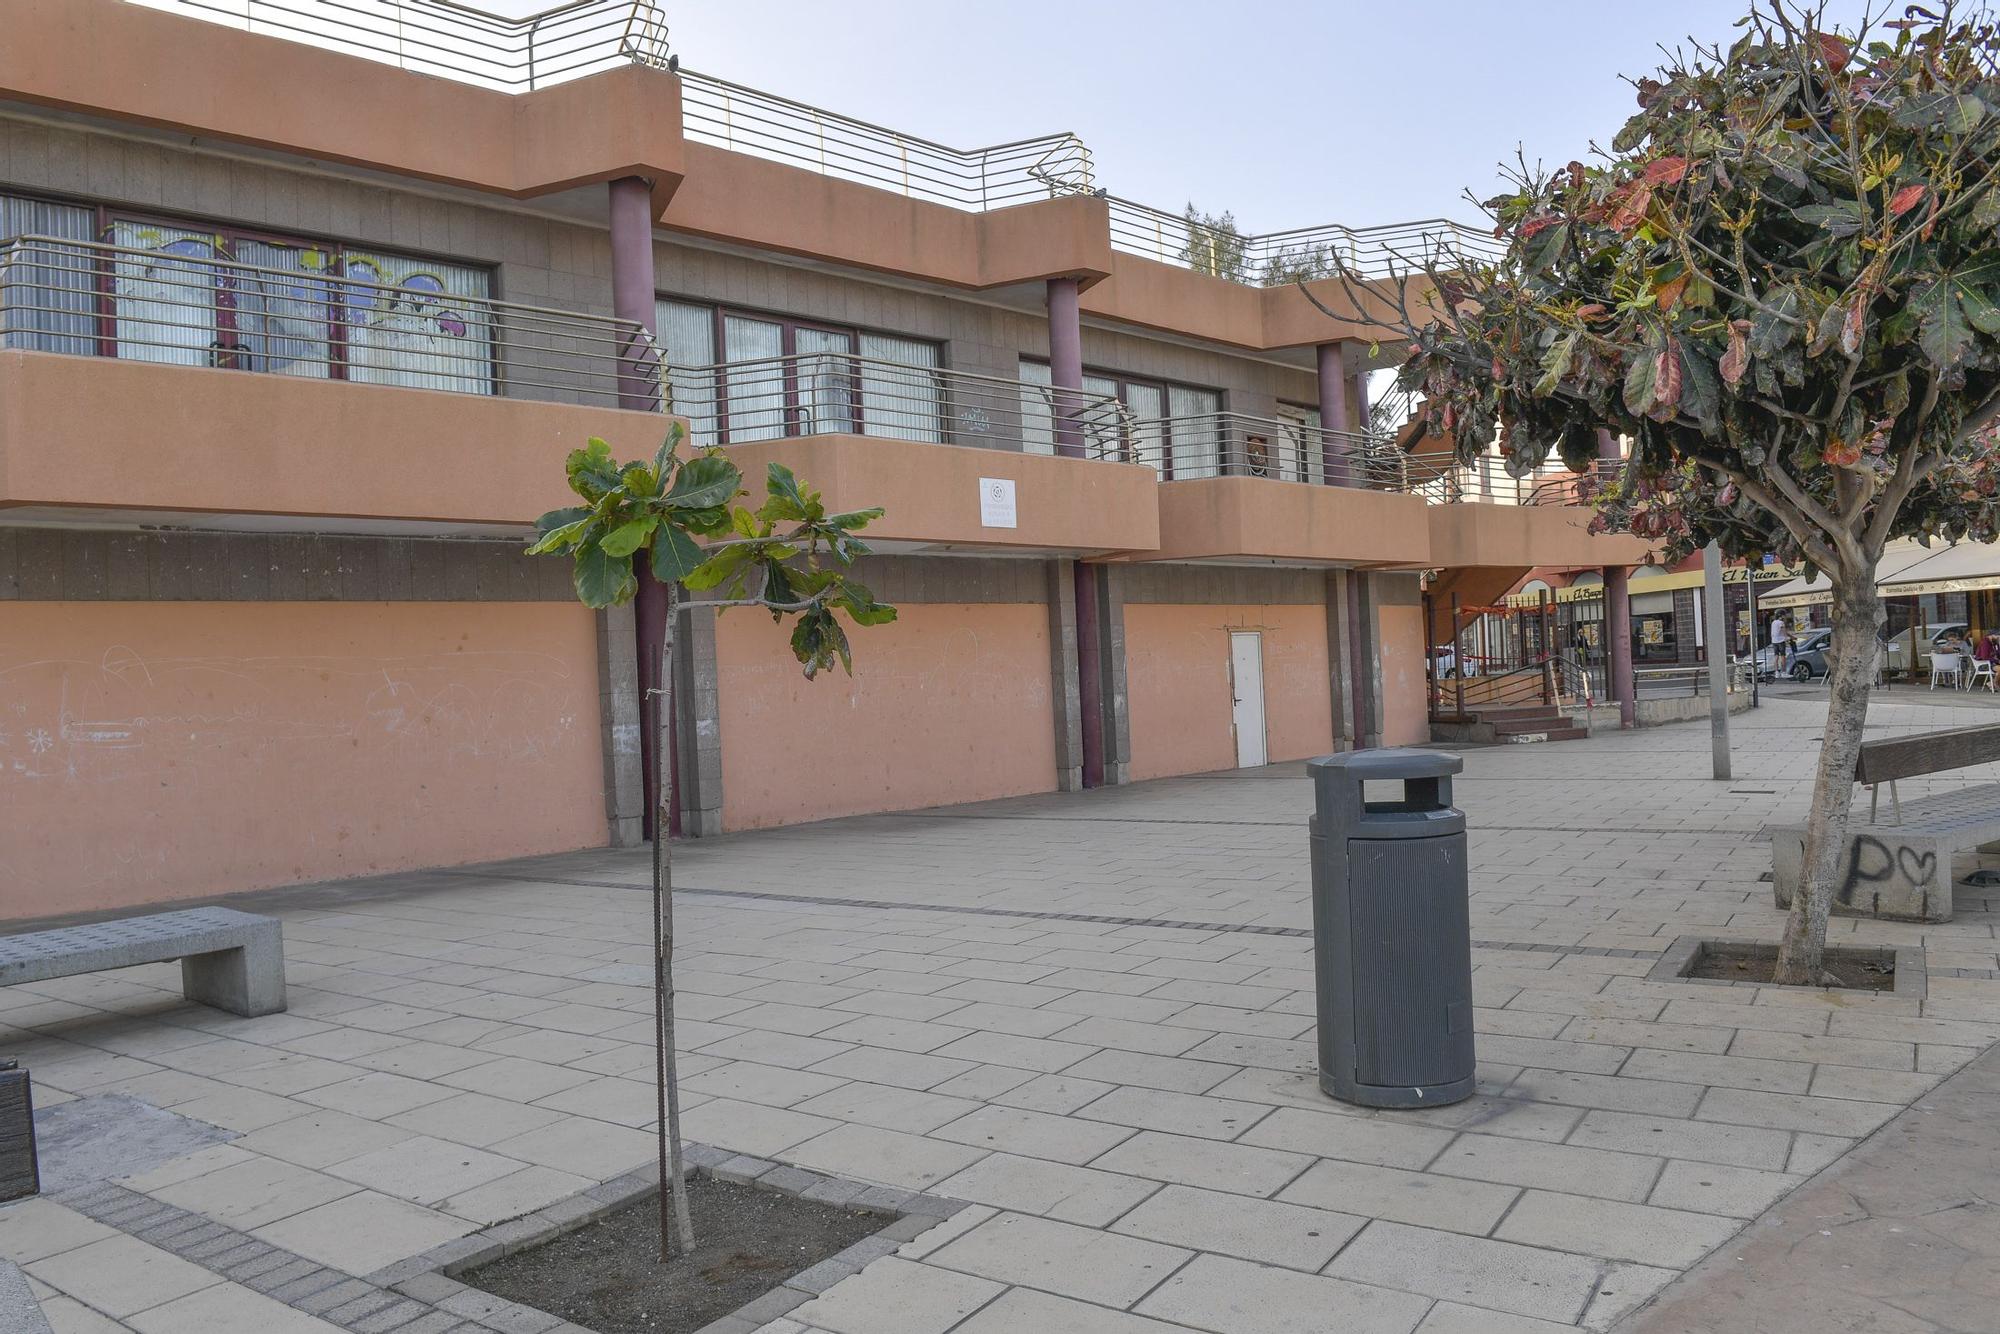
[1101,196,1505,283]
[1401,454,1604,507]
[667,352,1134,458]
[1137,412,1412,487]
[128,0,670,91]
[676,70,1095,210]
[0,235,664,409]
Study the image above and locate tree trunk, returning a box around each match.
[1772,572,1880,985]
[652,589,696,1260]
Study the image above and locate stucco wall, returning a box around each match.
[0,601,607,919]
[1123,603,1333,781]
[714,602,1058,829]
[1378,602,1430,747]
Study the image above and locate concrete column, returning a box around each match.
[1047,560,1084,792]
[673,603,725,837]
[595,603,645,847]
[1350,371,1372,434]
[1599,429,1637,728]
[1095,563,1132,785]
[1703,541,1732,779]
[1326,571,1357,751]
[1353,571,1385,748]
[1317,343,1349,485]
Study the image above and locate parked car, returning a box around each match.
[1743,626,1833,682]
[1884,622,1969,673]
[1431,646,1478,679]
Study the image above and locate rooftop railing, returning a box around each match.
[1101,196,1506,283]
[665,352,1134,459]
[677,70,1095,210]
[0,235,664,409]
[129,0,670,91]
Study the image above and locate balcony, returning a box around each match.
[668,353,1159,555]
[130,0,670,91]
[1140,413,1432,567]
[1422,458,1651,571]
[0,236,669,529]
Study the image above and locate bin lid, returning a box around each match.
[1307,749,1464,780]
[1307,748,1465,837]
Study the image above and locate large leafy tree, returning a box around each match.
[530,424,892,1255]
[1314,2,2000,983]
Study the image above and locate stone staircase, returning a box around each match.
[1430,703,1590,745]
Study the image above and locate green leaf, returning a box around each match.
[1677,344,1722,430]
[680,544,753,592]
[649,524,705,583]
[1533,331,1578,398]
[1793,202,1864,236]
[598,515,659,559]
[564,438,623,499]
[663,454,741,510]
[1898,89,1986,133]
[534,506,589,535]
[1621,347,1660,417]
[526,517,593,556]
[764,463,813,516]
[619,462,659,498]
[825,508,885,532]
[652,420,688,477]
[573,544,635,608]
[1913,274,1980,367]
[1749,288,1800,359]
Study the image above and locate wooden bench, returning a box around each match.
[0,908,285,1017]
[1772,724,2000,923]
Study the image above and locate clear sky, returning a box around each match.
[657,0,1877,232]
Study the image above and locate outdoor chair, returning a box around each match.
[1933,651,1963,689]
[1972,658,1997,692]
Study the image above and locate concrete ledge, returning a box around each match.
[411,1139,971,1334]
[1645,935,1927,998]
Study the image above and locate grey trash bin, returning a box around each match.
[1308,749,1475,1109]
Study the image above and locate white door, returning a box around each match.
[1230,631,1268,768]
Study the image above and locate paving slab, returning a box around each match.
[1619,1037,2000,1331]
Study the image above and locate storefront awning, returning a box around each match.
[1879,541,2000,599]
[1756,541,1941,610]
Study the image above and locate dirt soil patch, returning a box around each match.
[1684,940,1898,991]
[461,1174,894,1334]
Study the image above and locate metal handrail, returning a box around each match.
[0,235,664,409]
[666,352,1134,458]
[1402,454,1595,507]
[1098,195,1504,284]
[677,69,1094,209]
[1140,411,1412,488]
[129,0,670,91]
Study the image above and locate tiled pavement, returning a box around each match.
[5,689,2000,1333]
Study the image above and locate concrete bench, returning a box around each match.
[0,908,285,1017]
[1772,724,2000,922]
[1773,783,2000,922]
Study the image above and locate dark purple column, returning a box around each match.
[1317,342,1349,486]
[1048,277,1105,786]
[610,176,660,412]
[1598,428,1636,728]
[611,177,675,836]
[1047,277,1085,459]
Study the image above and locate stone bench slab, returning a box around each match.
[0,908,284,1017]
[1771,782,2000,923]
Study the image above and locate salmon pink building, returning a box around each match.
[0,0,1646,920]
